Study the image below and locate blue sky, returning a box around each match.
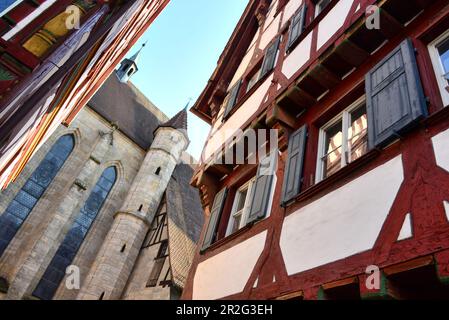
[128,0,249,159]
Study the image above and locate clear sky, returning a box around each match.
[128,0,249,159]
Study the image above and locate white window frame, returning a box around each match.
[225,177,256,237]
[316,96,366,183]
[428,29,449,107]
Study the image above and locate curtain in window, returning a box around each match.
[0,134,74,257]
[32,166,116,300]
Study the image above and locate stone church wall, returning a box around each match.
[0,106,145,300]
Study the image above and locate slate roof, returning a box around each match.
[88,74,168,149]
[166,162,204,289]
[159,108,188,131]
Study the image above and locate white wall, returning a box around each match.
[193,231,267,300]
[432,127,449,173]
[280,156,404,275]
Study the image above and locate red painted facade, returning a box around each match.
[0,0,170,189]
[185,0,449,300]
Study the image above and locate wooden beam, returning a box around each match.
[276,290,304,300]
[334,40,370,67]
[322,276,358,291]
[383,255,434,276]
[309,64,341,90]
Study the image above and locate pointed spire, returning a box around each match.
[116,42,147,83]
[161,107,188,131]
[129,41,147,65]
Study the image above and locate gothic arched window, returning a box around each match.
[32,166,117,300]
[0,134,74,257]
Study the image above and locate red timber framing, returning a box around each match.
[184,0,449,300]
[0,0,170,188]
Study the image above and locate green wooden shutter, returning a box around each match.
[261,36,281,78]
[223,80,242,119]
[287,5,307,51]
[365,38,427,149]
[201,187,228,252]
[281,125,307,206]
[247,152,277,224]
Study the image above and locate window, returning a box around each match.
[146,240,169,287]
[316,97,368,182]
[315,0,332,18]
[222,80,242,119]
[246,69,261,93]
[0,134,74,258]
[32,166,117,300]
[287,5,307,52]
[429,30,449,106]
[226,177,256,236]
[201,153,277,251]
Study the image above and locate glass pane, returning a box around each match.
[438,36,449,83]
[316,0,332,16]
[0,135,74,258]
[22,180,45,199]
[231,213,242,234]
[323,121,342,178]
[236,188,248,212]
[14,190,38,210]
[32,166,116,300]
[246,69,261,93]
[348,105,368,162]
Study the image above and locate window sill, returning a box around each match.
[284,149,381,208]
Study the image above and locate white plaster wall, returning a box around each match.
[193,231,267,300]
[282,33,312,79]
[280,156,404,275]
[317,0,353,49]
[432,128,449,173]
[229,43,257,88]
[264,0,279,31]
[204,75,274,160]
[260,14,281,51]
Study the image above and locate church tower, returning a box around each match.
[116,43,145,83]
[78,109,189,300]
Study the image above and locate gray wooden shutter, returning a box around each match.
[201,187,227,252]
[365,38,427,149]
[281,125,307,206]
[247,152,277,224]
[287,5,307,51]
[223,80,242,119]
[261,36,281,78]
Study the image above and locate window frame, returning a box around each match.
[225,177,256,237]
[316,96,367,183]
[314,0,332,18]
[428,29,449,107]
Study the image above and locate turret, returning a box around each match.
[78,108,189,300]
[116,43,146,83]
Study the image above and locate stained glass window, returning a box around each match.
[32,166,116,300]
[0,134,74,257]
